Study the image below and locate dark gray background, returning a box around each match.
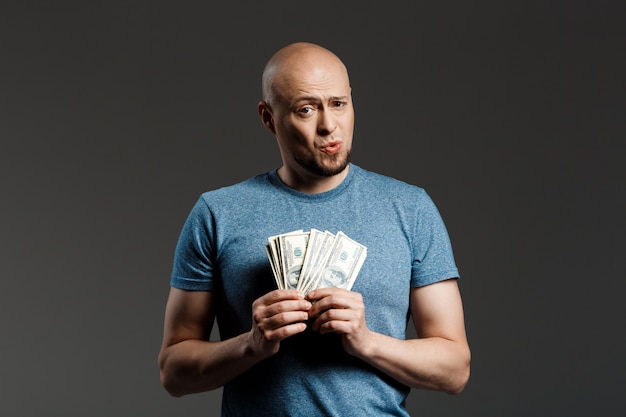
[1,1,624,416]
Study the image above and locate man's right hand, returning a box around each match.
[246,289,312,359]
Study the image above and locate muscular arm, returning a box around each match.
[158,287,311,397]
[307,279,470,394]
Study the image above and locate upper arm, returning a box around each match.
[160,287,215,351]
[410,279,468,344]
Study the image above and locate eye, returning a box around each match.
[297,106,315,116]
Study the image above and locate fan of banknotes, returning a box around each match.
[265,229,367,294]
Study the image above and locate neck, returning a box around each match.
[277,164,350,194]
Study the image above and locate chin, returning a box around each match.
[316,157,350,177]
[294,150,351,178]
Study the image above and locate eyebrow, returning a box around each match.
[293,95,350,104]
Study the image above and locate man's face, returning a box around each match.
[269,60,354,179]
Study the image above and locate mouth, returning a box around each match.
[319,141,342,155]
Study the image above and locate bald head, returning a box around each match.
[261,42,350,108]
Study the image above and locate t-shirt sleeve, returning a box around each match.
[170,196,215,291]
[410,190,460,287]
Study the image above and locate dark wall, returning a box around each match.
[1,2,624,416]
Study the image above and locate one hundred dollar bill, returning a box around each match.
[310,231,367,291]
[278,231,310,290]
[267,230,304,289]
[266,229,366,293]
[297,229,330,292]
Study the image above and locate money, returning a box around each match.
[279,230,310,290]
[266,229,367,293]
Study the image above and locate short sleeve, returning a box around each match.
[410,191,460,287]
[170,197,216,291]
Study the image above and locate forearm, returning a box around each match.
[354,331,470,394]
[159,332,262,397]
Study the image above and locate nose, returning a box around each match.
[317,109,337,136]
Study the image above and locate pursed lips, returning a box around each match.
[318,141,342,154]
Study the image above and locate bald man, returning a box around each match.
[158,42,470,416]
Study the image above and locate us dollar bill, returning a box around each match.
[265,244,282,289]
[297,229,331,292]
[266,230,304,289]
[278,231,310,290]
[266,229,366,293]
[310,231,367,291]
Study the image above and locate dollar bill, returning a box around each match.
[297,229,330,292]
[278,230,310,290]
[266,230,304,289]
[266,229,367,293]
[265,244,282,289]
[309,231,367,291]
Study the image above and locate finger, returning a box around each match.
[263,321,308,341]
[306,287,360,304]
[306,287,342,301]
[316,319,356,335]
[253,291,308,319]
[310,307,358,331]
[260,299,312,319]
[307,293,356,318]
[258,309,311,331]
[258,289,305,306]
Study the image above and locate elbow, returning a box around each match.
[444,364,470,395]
[158,351,186,398]
[159,364,185,397]
[162,382,187,398]
[444,350,471,395]
[158,350,221,397]
[160,370,185,398]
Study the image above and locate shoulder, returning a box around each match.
[352,165,429,199]
[198,172,273,206]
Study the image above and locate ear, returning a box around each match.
[258,101,276,134]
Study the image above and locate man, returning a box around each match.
[158,42,470,416]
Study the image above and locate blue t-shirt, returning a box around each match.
[171,164,459,417]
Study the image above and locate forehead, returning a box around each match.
[281,71,350,102]
[272,53,351,104]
